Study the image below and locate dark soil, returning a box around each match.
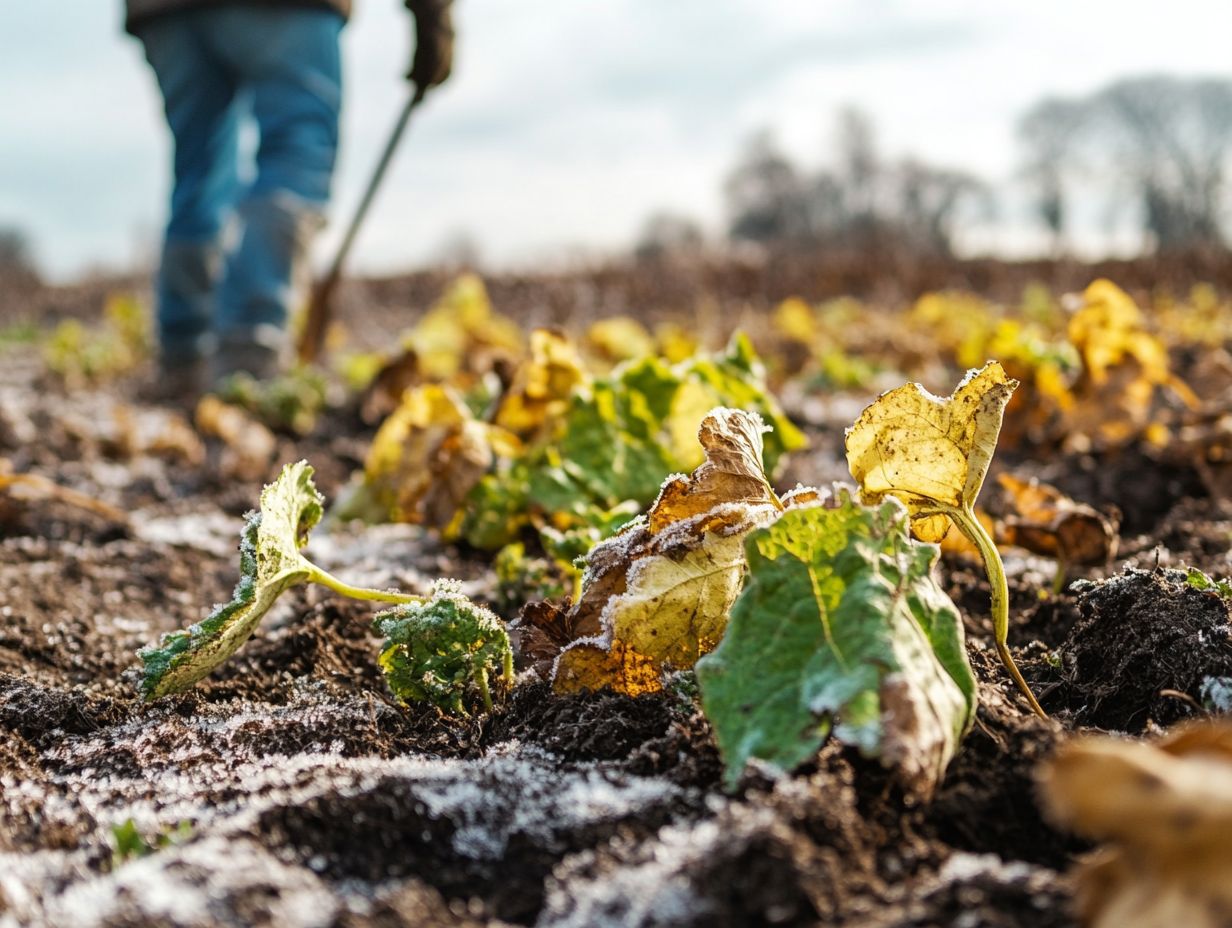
[1053,567,1232,731]
[3,298,1232,928]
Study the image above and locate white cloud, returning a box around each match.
[0,0,1228,279]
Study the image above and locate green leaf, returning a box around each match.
[685,332,808,473]
[373,581,514,715]
[1186,567,1232,598]
[452,331,805,562]
[696,492,976,795]
[139,461,418,699]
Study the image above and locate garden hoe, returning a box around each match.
[296,88,426,365]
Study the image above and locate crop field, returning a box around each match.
[2,268,1232,928]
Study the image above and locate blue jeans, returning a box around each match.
[138,7,344,362]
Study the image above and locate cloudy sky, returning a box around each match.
[1,1,1226,279]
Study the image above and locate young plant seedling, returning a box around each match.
[372,581,514,715]
[139,460,423,699]
[845,361,1048,718]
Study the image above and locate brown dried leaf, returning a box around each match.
[194,395,278,481]
[996,474,1118,566]
[551,408,782,695]
[1040,722,1232,928]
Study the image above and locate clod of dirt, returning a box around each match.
[1055,567,1232,731]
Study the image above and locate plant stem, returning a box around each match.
[948,503,1047,719]
[310,569,425,605]
[475,665,493,714]
[502,647,515,687]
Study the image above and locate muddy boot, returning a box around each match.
[210,324,285,389]
[138,354,209,408]
[156,239,222,366]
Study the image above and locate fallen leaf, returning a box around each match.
[996,473,1118,567]
[1039,721,1232,928]
[194,395,278,482]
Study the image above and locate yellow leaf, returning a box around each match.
[552,408,782,695]
[844,361,1018,542]
[584,317,656,365]
[844,362,1045,718]
[362,384,519,526]
[771,297,816,344]
[494,328,588,438]
[1040,722,1232,928]
[408,275,523,381]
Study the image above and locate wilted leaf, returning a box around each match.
[335,384,519,527]
[845,361,1017,543]
[1062,279,1200,451]
[194,395,278,482]
[996,473,1118,567]
[0,469,128,525]
[493,328,588,438]
[584,316,656,366]
[696,491,976,795]
[139,461,417,699]
[407,274,522,382]
[551,408,783,696]
[845,362,1045,717]
[373,581,514,715]
[1039,722,1232,928]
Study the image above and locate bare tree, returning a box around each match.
[1018,98,1083,253]
[634,212,705,260]
[894,159,988,256]
[1018,76,1232,253]
[724,131,811,246]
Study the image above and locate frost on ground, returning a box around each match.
[0,693,685,928]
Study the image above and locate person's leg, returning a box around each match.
[138,14,241,367]
[207,7,344,379]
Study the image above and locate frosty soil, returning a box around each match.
[2,306,1232,926]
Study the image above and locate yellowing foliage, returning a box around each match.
[551,409,782,696]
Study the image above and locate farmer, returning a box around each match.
[126,0,454,396]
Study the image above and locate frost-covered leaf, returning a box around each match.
[1039,722,1232,928]
[845,361,1017,543]
[139,461,416,699]
[551,408,782,696]
[373,581,514,715]
[696,492,976,795]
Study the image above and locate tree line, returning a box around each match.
[638,74,1232,260]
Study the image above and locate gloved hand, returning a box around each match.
[406,0,454,99]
